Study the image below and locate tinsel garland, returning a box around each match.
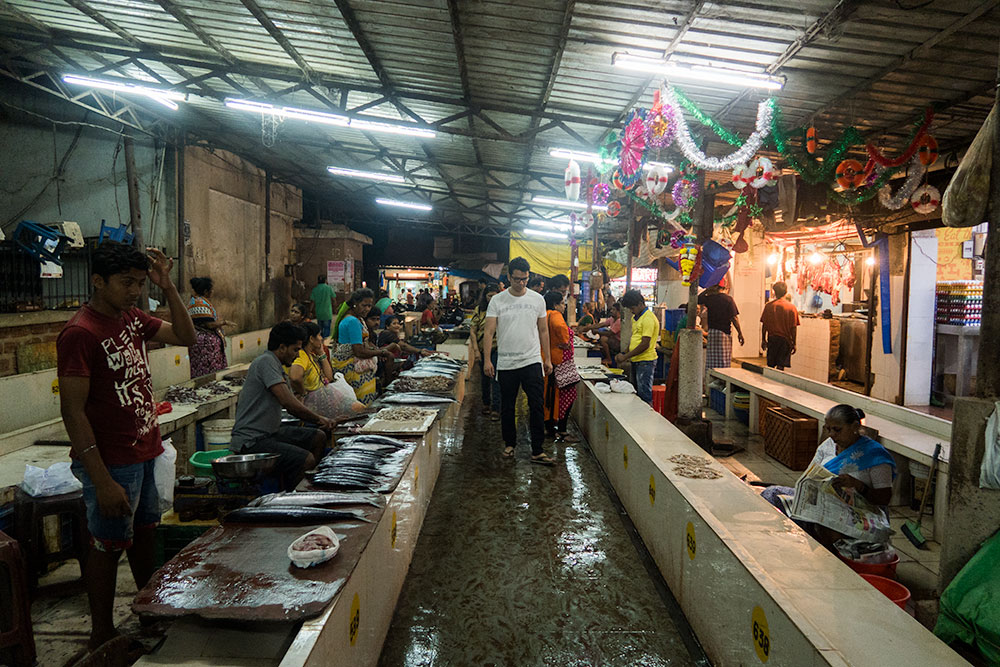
[877,155,926,210]
[669,86,744,148]
[827,166,899,206]
[865,108,934,168]
[663,87,774,171]
[770,104,864,184]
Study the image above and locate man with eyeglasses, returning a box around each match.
[483,257,556,466]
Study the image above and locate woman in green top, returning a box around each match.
[374,289,392,316]
[470,282,501,418]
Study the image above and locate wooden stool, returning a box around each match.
[0,530,36,667]
[14,488,89,591]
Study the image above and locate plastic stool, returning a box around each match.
[14,488,89,591]
[652,385,666,415]
[0,530,36,667]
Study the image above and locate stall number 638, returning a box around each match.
[753,620,770,657]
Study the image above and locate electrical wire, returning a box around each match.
[2,124,84,234]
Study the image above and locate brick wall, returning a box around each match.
[0,314,71,376]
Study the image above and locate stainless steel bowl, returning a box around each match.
[210,453,280,479]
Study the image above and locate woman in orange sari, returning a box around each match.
[543,291,580,443]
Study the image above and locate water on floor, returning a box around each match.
[378,387,709,666]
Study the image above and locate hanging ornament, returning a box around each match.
[605,200,621,217]
[806,126,818,154]
[664,87,774,171]
[645,165,670,195]
[750,157,778,189]
[916,134,938,166]
[877,155,926,210]
[672,178,699,210]
[910,184,940,214]
[564,160,581,200]
[610,169,625,191]
[618,110,647,185]
[865,108,934,168]
[590,183,611,206]
[670,230,685,249]
[731,164,753,190]
[835,159,866,189]
[679,236,700,287]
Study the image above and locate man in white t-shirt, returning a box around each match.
[483,257,555,465]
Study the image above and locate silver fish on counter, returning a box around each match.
[249,492,383,508]
[223,506,372,524]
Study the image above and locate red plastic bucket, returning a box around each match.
[838,552,899,579]
[652,385,666,414]
[860,574,911,609]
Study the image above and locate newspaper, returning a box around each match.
[788,462,893,543]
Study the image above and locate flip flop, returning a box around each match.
[502,446,515,458]
[530,453,556,466]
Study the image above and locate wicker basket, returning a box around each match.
[757,397,780,439]
[763,407,818,470]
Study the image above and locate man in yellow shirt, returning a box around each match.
[616,289,660,404]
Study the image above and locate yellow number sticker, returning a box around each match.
[391,511,398,549]
[591,401,596,417]
[414,465,419,491]
[686,522,696,560]
[257,337,261,346]
[50,379,60,395]
[649,475,656,505]
[623,444,629,469]
[239,339,244,349]
[349,593,360,646]
[604,421,609,439]
[752,605,770,662]
[174,354,181,366]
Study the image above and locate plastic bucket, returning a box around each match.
[202,419,235,451]
[860,574,911,609]
[839,552,899,579]
[189,449,232,472]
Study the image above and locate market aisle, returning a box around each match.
[378,380,708,666]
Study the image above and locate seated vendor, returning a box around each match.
[761,404,896,547]
[378,315,432,359]
[230,322,339,491]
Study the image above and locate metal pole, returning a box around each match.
[976,46,1000,398]
[123,134,148,311]
[686,169,708,327]
[625,206,634,293]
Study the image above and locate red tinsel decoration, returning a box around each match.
[864,108,934,168]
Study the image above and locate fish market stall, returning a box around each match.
[134,358,468,666]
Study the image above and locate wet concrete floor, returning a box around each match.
[378,381,709,666]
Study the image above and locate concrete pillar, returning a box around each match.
[677,328,704,420]
[939,397,1000,590]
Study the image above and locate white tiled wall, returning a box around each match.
[871,274,905,403]
[788,318,831,382]
[904,232,937,406]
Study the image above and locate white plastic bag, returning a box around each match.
[610,379,636,394]
[22,461,82,497]
[153,438,177,513]
[980,402,1000,490]
[288,526,341,568]
[329,372,365,414]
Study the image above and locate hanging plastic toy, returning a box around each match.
[564,160,581,200]
[679,236,699,287]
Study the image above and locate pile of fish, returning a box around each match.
[310,435,416,493]
[399,356,465,380]
[374,406,437,422]
[201,381,235,396]
[163,386,201,403]
[250,491,383,508]
[381,392,456,405]
[388,376,454,394]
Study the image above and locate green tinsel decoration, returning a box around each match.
[826,167,899,206]
[670,87,744,148]
[769,105,863,184]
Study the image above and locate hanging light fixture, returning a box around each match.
[612,53,785,90]
[328,166,405,183]
[523,228,568,240]
[376,198,432,211]
[225,99,436,137]
[62,74,185,109]
[530,196,608,213]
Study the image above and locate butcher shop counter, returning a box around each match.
[134,369,467,666]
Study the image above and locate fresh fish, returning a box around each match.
[250,492,382,508]
[337,435,414,449]
[223,506,371,524]
[381,393,456,405]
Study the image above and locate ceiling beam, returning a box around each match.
[238,0,316,83]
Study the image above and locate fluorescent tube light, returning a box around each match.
[225,98,435,137]
[376,198,432,211]
[524,228,568,240]
[328,166,405,183]
[63,74,184,109]
[528,219,572,232]
[646,161,674,171]
[612,53,785,90]
[548,148,605,164]
[531,196,608,213]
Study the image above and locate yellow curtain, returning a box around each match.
[508,236,625,279]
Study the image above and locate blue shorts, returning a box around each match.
[71,459,162,552]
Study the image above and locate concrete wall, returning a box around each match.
[295,225,372,312]
[0,80,174,250]
[905,231,938,406]
[181,146,300,331]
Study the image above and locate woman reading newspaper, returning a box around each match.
[761,404,896,548]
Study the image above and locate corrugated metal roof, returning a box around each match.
[0,0,996,237]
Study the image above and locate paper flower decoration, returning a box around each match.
[590,183,611,206]
[672,178,699,210]
[645,105,676,148]
[618,110,647,186]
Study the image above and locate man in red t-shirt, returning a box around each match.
[760,281,800,371]
[57,242,196,650]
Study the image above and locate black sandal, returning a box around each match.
[502,446,515,458]
[530,453,556,466]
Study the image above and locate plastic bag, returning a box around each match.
[935,530,1000,663]
[22,461,82,497]
[942,105,994,228]
[153,438,177,513]
[288,526,341,568]
[326,372,365,415]
[610,379,636,394]
[980,402,1000,490]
